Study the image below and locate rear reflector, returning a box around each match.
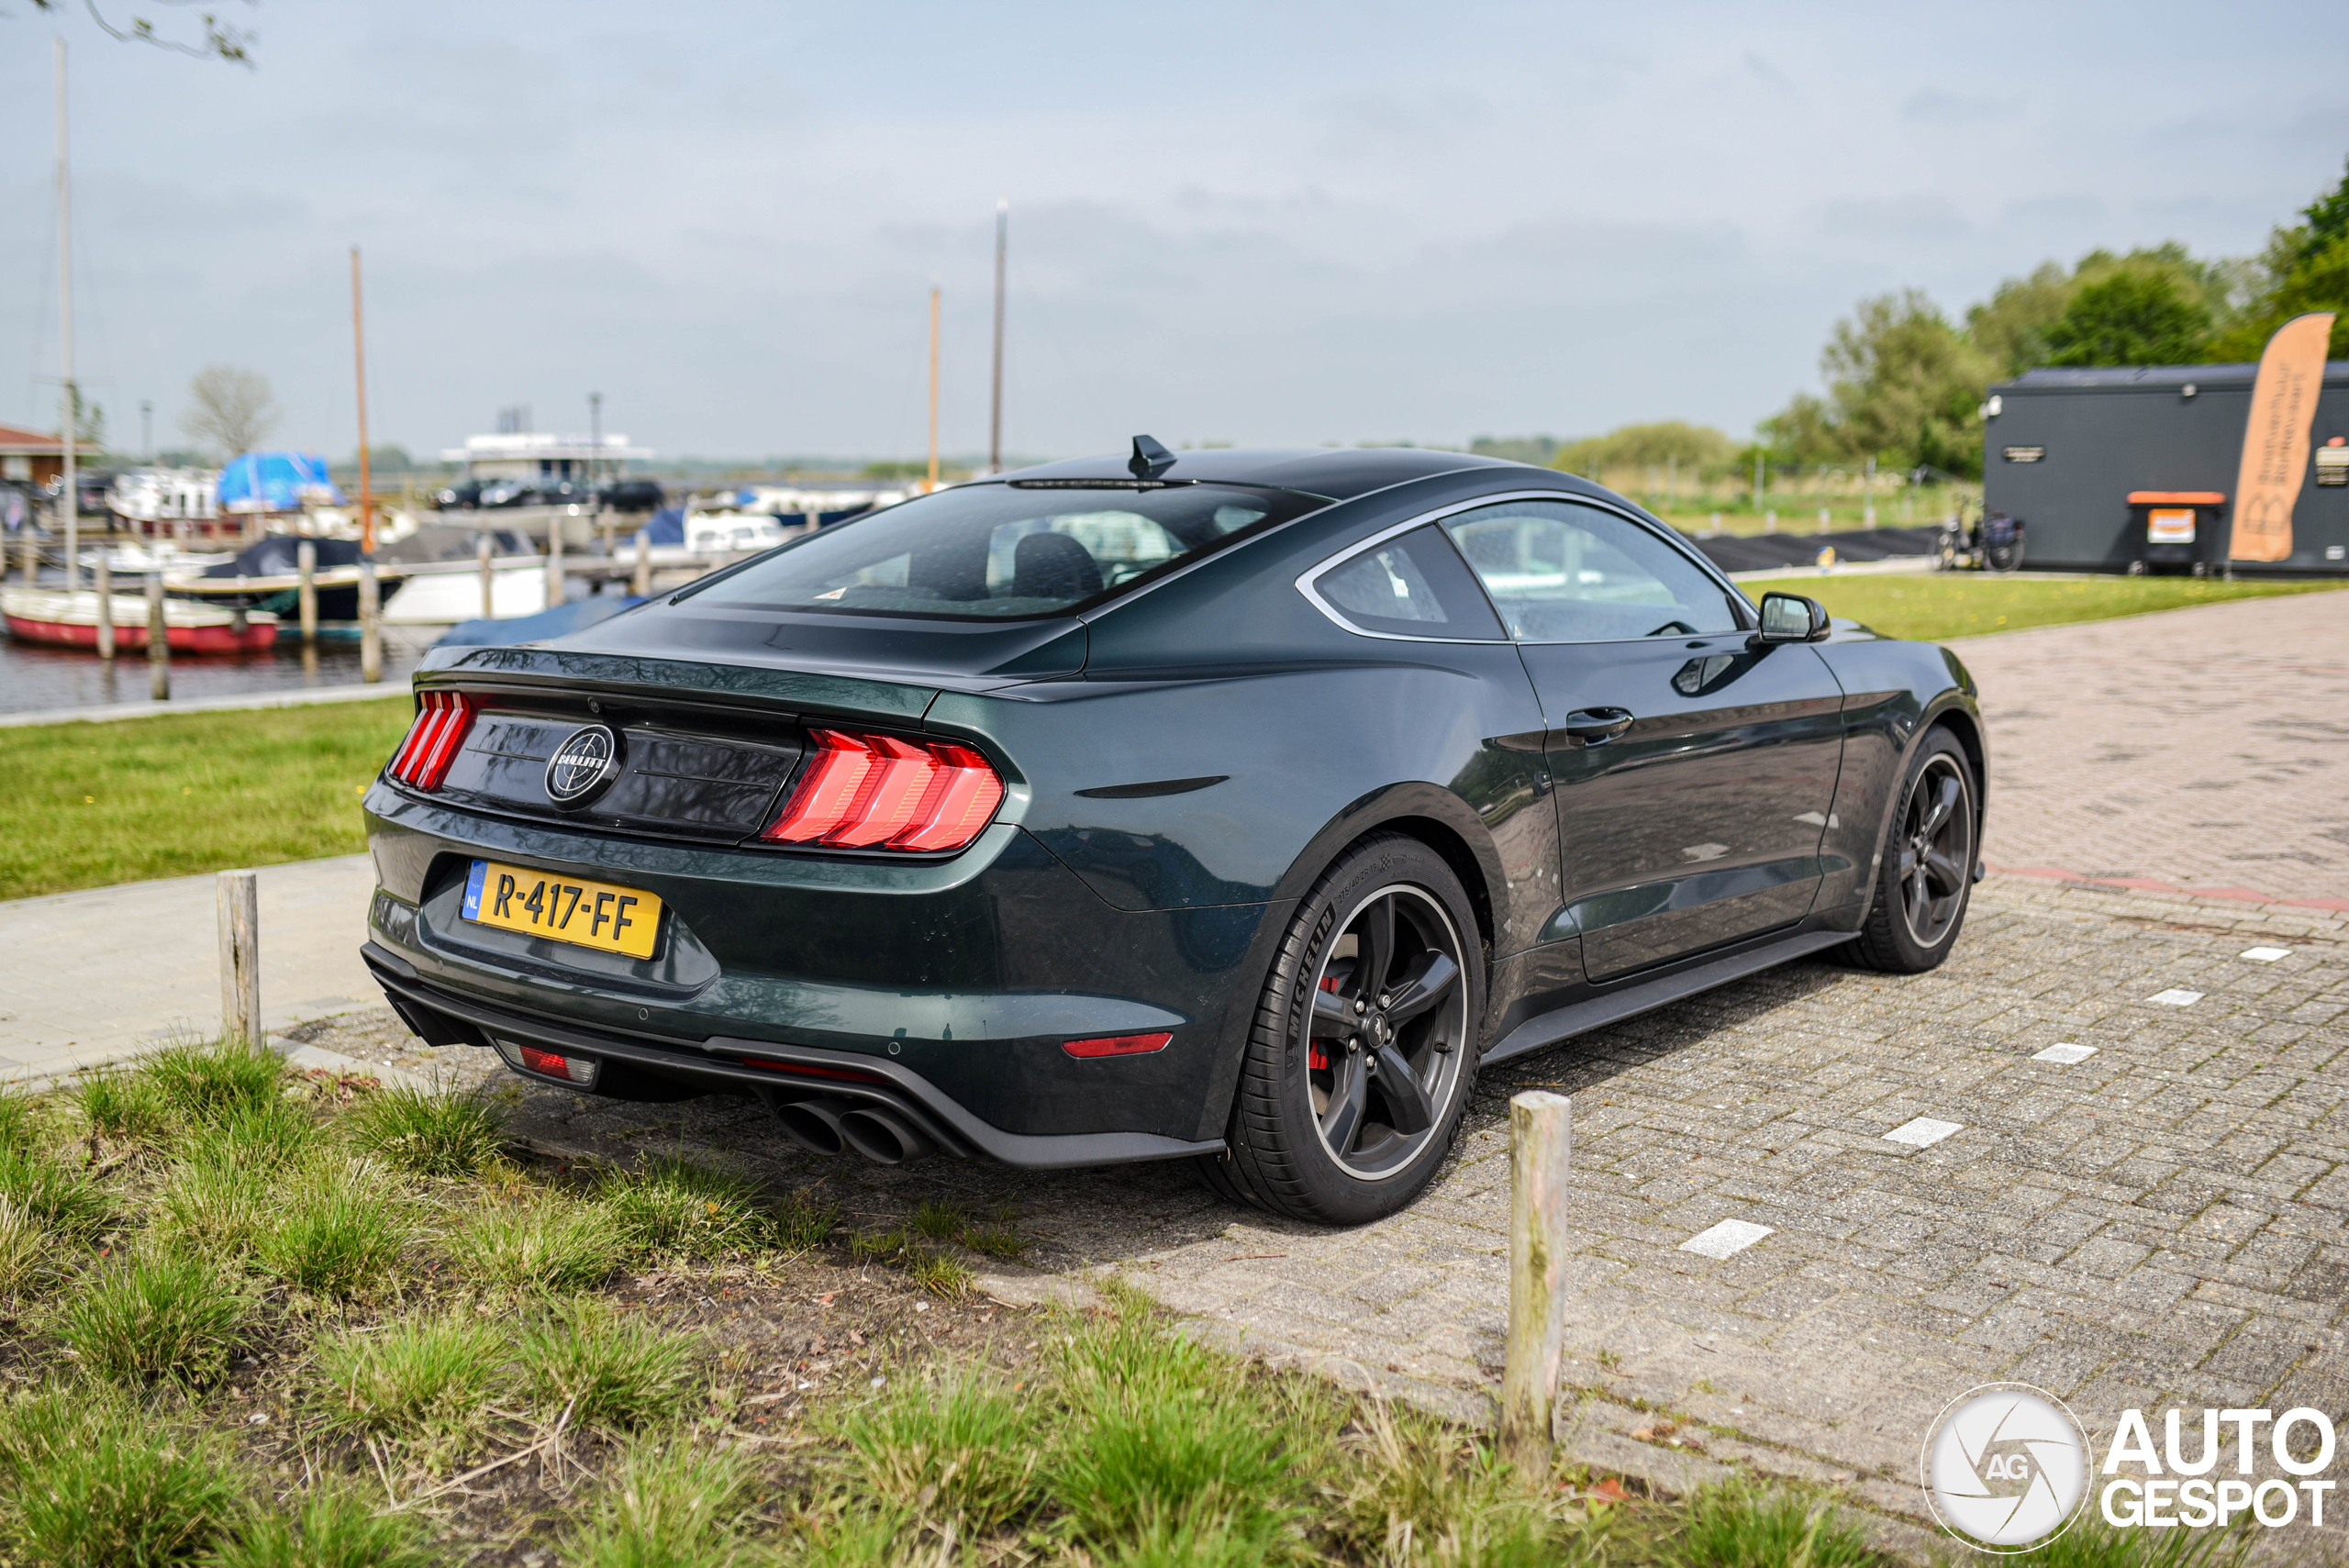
[386,691,480,791]
[494,1038,600,1087]
[740,1056,890,1084]
[762,728,1004,853]
[1062,1032,1173,1060]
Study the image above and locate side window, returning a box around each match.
[1309,525,1507,640]
[1442,499,1742,641]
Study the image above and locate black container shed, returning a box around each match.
[1979,361,2349,574]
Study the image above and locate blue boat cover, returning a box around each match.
[217,451,343,510]
[434,593,647,649]
[637,506,685,546]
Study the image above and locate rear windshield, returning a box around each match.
[696,481,1326,619]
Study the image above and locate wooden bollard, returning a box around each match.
[631,528,651,597]
[146,571,170,700]
[217,868,261,1046]
[296,539,318,644]
[1498,1090,1573,1471]
[546,517,566,604]
[94,551,115,660]
[477,534,495,619]
[358,559,382,683]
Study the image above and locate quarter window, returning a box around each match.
[1441,499,1742,641]
[1310,526,1506,640]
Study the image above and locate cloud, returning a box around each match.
[1901,88,2025,125]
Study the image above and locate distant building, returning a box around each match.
[0,421,102,488]
[110,466,220,526]
[440,432,652,483]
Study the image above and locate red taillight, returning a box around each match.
[1063,1032,1173,1060]
[516,1044,598,1086]
[762,728,1004,853]
[740,1056,890,1084]
[387,691,479,791]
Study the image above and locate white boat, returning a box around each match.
[380,558,549,625]
[2,589,279,653]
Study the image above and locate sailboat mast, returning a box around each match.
[988,198,1007,475]
[926,285,941,495]
[351,246,373,553]
[55,37,76,593]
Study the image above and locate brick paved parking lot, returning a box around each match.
[289,593,2349,1544]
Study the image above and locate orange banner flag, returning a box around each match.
[2229,311,2336,562]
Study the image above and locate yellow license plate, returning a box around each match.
[462,859,661,959]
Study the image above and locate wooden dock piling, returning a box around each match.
[216,868,260,1046]
[1498,1090,1573,1470]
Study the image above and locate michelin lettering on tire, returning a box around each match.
[1921,1382,2090,1553]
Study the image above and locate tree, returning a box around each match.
[1552,421,1736,475]
[2207,156,2349,361]
[25,0,253,63]
[181,365,275,461]
[1763,292,1996,477]
[2043,270,2212,366]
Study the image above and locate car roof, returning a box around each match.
[1000,445,1528,500]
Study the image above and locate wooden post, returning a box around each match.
[93,550,114,659]
[216,868,260,1046]
[1498,1090,1573,1472]
[19,526,35,585]
[546,515,565,603]
[631,528,651,597]
[145,570,169,698]
[358,558,381,684]
[477,534,494,619]
[296,538,318,643]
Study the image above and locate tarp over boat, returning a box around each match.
[217,451,342,512]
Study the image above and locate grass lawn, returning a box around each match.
[1787,572,2349,644]
[0,1037,2219,1565]
[0,698,412,901]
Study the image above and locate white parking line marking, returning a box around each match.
[2147,988,2205,1006]
[2241,947,2291,962]
[1680,1218,1774,1260]
[2032,1042,2099,1064]
[1885,1117,1962,1148]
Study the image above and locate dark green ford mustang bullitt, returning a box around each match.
[362,443,1985,1224]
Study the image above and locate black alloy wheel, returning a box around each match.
[1200,834,1485,1224]
[1847,728,1976,973]
[1306,884,1471,1178]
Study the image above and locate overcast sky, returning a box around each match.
[2,1,2343,465]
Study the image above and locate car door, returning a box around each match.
[1441,495,1847,982]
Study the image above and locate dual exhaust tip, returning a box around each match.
[771,1095,934,1165]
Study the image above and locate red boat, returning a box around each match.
[0,590,280,653]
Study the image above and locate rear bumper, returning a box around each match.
[362,943,1220,1169]
[361,782,1289,1159]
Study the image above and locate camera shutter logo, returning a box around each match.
[1921,1383,2090,1552]
[545,725,621,806]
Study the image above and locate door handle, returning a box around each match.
[1561,707,1634,745]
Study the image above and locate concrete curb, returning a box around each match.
[0,682,405,728]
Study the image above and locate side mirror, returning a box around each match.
[1753,591,1830,646]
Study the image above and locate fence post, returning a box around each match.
[631,528,651,597]
[1498,1090,1573,1471]
[146,570,170,700]
[217,868,261,1046]
[477,534,495,619]
[296,539,318,644]
[94,551,115,659]
[546,516,566,605]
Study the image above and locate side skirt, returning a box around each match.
[1481,928,1854,1067]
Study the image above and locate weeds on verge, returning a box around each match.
[0,1143,111,1243]
[72,1067,173,1144]
[54,1254,250,1385]
[562,1431,755,1568]
[0,1196,51,1301]
[452,1190,626,1294]
[345,1082,508,1177]
[138,1037,288,1128]
[773,1187,841,1252]
[601,1153,768,1258]
[1672,1480,1876,1568]
[832,1366,1042,1537]
[0,1387,239,1565]
[517,1296,700,1430]
[254,1155,412,1297]
[308,1312,507,1464]
[907,1199,964,1240]
[1336,1397,1585,1566]
[211,1481,439,1568]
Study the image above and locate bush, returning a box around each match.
[344,1084,507,1177]
[599,1154,767,1258]
[517,1297,698,1430]
[54,1255,250,1385]
[0,1388,239,1567]
[451,1191,626,1294]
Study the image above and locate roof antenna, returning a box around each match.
[1128,434,1175,480]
